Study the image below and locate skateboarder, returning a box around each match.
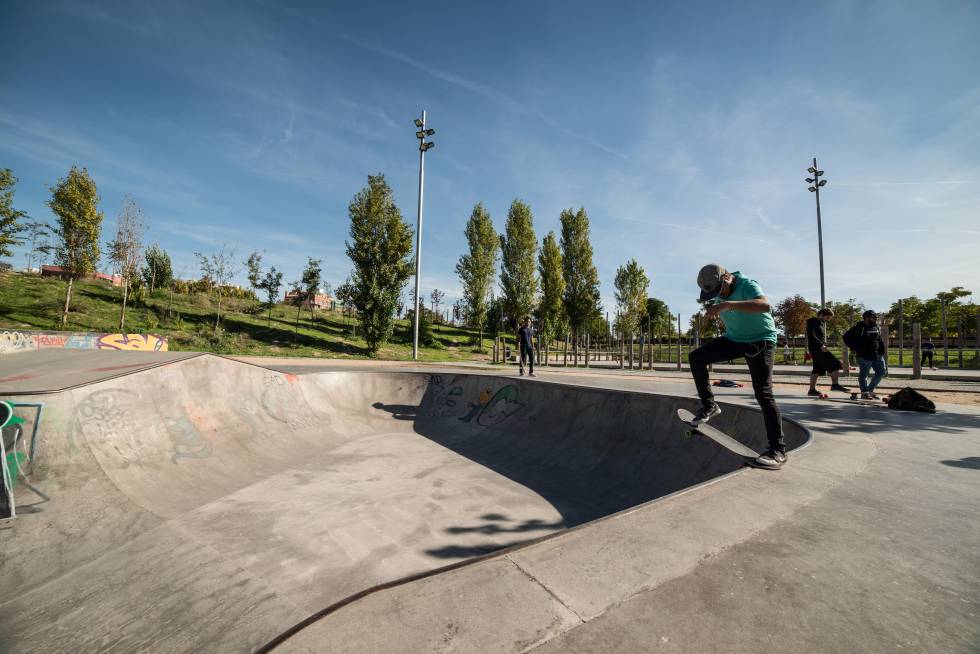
[689,264,787,470]
[843,310,887,399]
[518,316,536,377]
[806,308,849,396]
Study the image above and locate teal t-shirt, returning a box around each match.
[706,271,777,344]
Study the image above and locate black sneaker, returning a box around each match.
[748,448,787,470]
[807,389,821,396]
[830,384,849,392]
[692,403,721,425]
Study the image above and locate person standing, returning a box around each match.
[689,264,787,470]
[518,316,536,377]
[921,336,936,369]
[843,310,887,399]
[806,308,849,396]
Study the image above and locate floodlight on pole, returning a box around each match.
[806,157,829,308]
[412,110,435,361]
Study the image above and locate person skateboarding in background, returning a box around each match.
[806,308,849,396]
[843,310,887,399]
[688,264,787,470]
[518,316,536,377]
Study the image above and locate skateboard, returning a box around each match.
[676,408,760,460]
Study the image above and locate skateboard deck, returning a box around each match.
[676,408,760,459]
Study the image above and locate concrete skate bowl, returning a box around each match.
[0,355,807,653]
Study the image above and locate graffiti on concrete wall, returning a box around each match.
[0,331,36,355]
[0,330,168,355]
[96,333,167,352]
[426,375,525,427]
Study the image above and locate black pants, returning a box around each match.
[689,337,785,452]
[921,351,933,367]
[520,345,534,374]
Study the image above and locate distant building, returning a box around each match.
[41,265,122,287]
[284,290,334,310]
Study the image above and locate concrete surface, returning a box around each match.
[0,352,809,653]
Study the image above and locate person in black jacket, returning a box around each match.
[517,316,536,377]
[806,308,848,396]
[843,310,887,399]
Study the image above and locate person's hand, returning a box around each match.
[821,345,828,352]
[704,302,729,319]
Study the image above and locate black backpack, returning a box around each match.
[887,387,936,413]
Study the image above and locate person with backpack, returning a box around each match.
[843,310,887,399]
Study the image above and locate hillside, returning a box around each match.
[0,272,494,362]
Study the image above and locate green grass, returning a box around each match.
[0,271,495,362]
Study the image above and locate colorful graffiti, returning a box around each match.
[96,333,167,352]
[0,330,168,355]
[426,375,525,427]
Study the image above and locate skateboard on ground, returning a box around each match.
[676,408,760,460]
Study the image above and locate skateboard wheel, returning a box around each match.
[684,430,694,439]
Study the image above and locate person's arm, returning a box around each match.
[705,296,770,318]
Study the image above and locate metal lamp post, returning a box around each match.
[806,158,829,308]
[411,111,435,360]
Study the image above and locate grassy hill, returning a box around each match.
[0,271,494,362]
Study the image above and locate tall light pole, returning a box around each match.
[412,111,435,360]
[806,158,828,308]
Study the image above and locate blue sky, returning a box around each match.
[2,0,978,321]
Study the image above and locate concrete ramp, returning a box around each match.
[0,355,806,653]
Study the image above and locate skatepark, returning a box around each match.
[1,350,977,653]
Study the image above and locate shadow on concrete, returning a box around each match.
[371,402,417,420]
[940,456,980,470]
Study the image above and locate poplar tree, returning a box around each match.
[345,174,414,354]
[614,259,649,336]
[0,168,27,257]
[537,231,566,341]
[560,207,601,345]
[498,199,538,327]
[48,166,104,326]
[455,202,499,348]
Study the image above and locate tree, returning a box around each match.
[106,196,146,330]
[537,231,566,342]
[142,244,173,293]
[645,297,672,335]
[560,207,601,347]
[335,276,357,335]
[245,251,263,294]
[614,259,649,337]
[48,166,104,326]
[345,174,414,354]
[774,295,816,344]
[499,199,539,326]
[430,288,445,317]
[301,257,323,324]
[23,220,54,272]
[689,311,721,340]
[0,168,27,258]
[455,202,499,347]
[259,266,283,327]
[193,246,238,334]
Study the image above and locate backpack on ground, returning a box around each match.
[887,387,936,413]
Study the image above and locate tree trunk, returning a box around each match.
[213,294,222,335]
[267,304,273,328]
[294,301,302,341]
[168,286,175,318]
[119,278,129,331]
[61,277,74,327]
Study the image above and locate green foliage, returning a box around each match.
[301,257,323,321]
[246,251,263,293]
[405,307,436,346]
[614,259,649,335]
[456,202,499,334]
[689,311,721,339]
[194,246,238,333]
[537,231,566,340]
[0,168,27,258]
[142,244,173,291]
[345,174,414,355]
[23,220,54,270]
[49,166,103,278]
[645,297,672,334]
[499,199,539,327]
[259,266,283,326]
[560,207,601,337]
[774,295,816,337]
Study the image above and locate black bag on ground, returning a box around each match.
[887,387,936,413]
